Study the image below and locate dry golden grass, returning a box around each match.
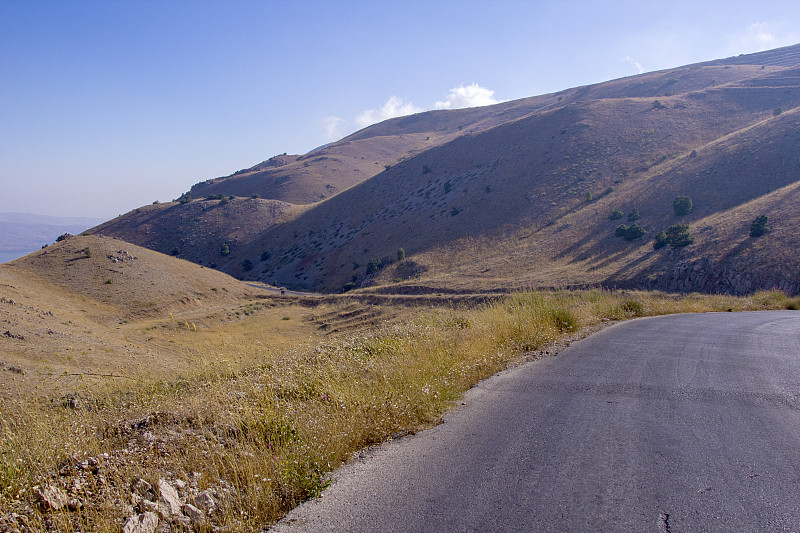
[2,289,797,531]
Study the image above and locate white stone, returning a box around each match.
[122,512,159,533]
[158,479,183,517]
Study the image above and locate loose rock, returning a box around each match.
[123,512,159,533]
[158,479,183,517]
[34,484,68,511]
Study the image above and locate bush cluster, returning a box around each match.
[750,215,771,237]
[654,224,694,249]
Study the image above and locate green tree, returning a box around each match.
[655,224,694,249]
[365,258,382,276]
[624,223,647,241]
[653,231,668,250]
[627,208,640,221]
[750,215,771,237]
[673,196,693,216]
[220,243,231,256]
[609,209,624,221]
[396,248,406,261]
[615,225,629,237]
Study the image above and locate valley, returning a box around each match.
[3,43,800,532]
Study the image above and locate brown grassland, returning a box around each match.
[5,45,800,532]
[2,242,798,532]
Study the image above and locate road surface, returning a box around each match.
[271,311,800,532]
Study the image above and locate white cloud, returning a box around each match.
[736,22,776,52]
[355,96,422,128]
[434,83,499,109]
[622,55,644,75]
[333,83,502,141]
[728,21,800,54]
[322,116,344,141]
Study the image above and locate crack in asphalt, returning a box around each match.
[658,512,671,533]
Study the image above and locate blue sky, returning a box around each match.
[2,0,800,218]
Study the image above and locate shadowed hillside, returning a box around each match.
[91,44,800,295]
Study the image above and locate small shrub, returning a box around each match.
[152,200,160,204]
[171,247,181,256]
[750,215,771,237]
[615,224,629,237]
[549,308,579,332]
[260,251,271,262]
[656,224,694,248]
[624,223,647,241]
[673,195,693,216]
[627,208,640,221]
[396,248,406,261]
[585,191,593,202]
[82,247,92,258]
[251,194,261,199]
[689,150,697,158]
[444,181,452,194]
[609,209,624,221]
[342,282,357,292]
[785,298,800,311]
[621,299,644,316]
[652,100,666,109]
[220,243,231,256]
[450,207,461,216]
[178,194,191,204]
[774,107,783,116]
[365,258,383,277]
[242,259,253,272]
[654,231,668,249]
[422,165,432,174]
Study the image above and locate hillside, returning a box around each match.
[0,234,264,395]
[90,44,800,296]
[89,197,304,268]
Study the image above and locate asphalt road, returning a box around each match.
[270,311,800,532]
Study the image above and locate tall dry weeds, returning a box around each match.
[1,289,796,531]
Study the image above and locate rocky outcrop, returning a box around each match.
[630,254,800,296]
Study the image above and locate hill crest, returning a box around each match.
[89,43,800,296]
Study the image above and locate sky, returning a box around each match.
[2,0,800,219]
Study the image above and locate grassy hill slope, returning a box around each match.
[92,44,800,296]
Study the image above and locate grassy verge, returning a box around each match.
[1,289,798,531]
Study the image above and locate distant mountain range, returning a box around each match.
[0,212,103,262]
[88,44,800,296]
